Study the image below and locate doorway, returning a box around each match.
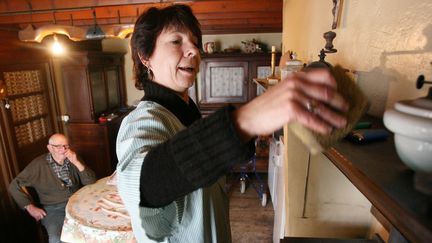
[0,61,60,242]
[0,63,60,171]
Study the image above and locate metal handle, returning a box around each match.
[1,98,10,109]
[416,75,432,99]
[416,75,432,89]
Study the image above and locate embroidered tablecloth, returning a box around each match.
[61,177,136,243]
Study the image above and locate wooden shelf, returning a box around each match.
[324,117,432,243]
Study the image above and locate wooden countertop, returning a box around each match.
[324,119,432,242]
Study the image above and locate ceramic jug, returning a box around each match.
[204,42,215,54]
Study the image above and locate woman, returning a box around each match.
[116,4,348,243]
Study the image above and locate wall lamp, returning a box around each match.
[51,34,65,56]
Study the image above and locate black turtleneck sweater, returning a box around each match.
[139,81,255,208]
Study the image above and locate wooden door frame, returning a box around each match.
[0,102,17,188]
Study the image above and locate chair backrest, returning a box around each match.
[20,186,42,207]
[20,186,48,242]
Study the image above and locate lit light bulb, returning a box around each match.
[51,35,65,55]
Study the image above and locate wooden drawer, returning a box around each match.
[66,123,107,143]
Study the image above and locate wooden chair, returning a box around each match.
[21,186,48,243]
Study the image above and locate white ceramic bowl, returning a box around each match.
[394,98,432,118]
[383,98,432,173]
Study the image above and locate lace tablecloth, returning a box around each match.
[61,177,136,243]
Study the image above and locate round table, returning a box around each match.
[61,177,136,243]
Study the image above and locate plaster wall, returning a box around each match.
[283,0,432,116]
[280,0,432,239]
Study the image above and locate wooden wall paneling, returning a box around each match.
[0,29,28,52]
[0,50,53,64]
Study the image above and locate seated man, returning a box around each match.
[9,133,96,243]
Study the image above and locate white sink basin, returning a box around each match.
[395,98,432,118]
[383,98,432,173]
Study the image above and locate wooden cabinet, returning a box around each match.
[65,114,128,179]
[60,51,127,178]
[61,52,125,123]
[199,53,280,173]
[199,52,280,116]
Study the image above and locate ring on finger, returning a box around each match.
[306,100,320,114]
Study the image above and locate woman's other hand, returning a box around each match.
[233,68,349,142]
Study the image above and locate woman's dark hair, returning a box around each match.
[130,4,202,90]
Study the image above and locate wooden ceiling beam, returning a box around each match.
[201,22,282,34]
[0,0,280,14]
[22,13,281,26]
[0,1,281,22]
[0,0,162,13]
[194,12,281,20]
[0,0,282,34]
[190,0,281,13]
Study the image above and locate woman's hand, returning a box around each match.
[25,204,47,221]
[233,68,349,142]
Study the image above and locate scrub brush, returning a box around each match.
[289,65,370,154]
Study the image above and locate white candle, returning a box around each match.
[271,46,275,52]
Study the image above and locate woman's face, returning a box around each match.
[146,26,201,94]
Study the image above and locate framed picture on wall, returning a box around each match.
[332,0,343,29]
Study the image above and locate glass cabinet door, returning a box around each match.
[202,61,249,104]
[89,70,107,115]
[106,68,120,109]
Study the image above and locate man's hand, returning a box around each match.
[25,204,47,222]
[64,149,85,172]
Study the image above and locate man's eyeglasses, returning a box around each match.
[49,144,70,149]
